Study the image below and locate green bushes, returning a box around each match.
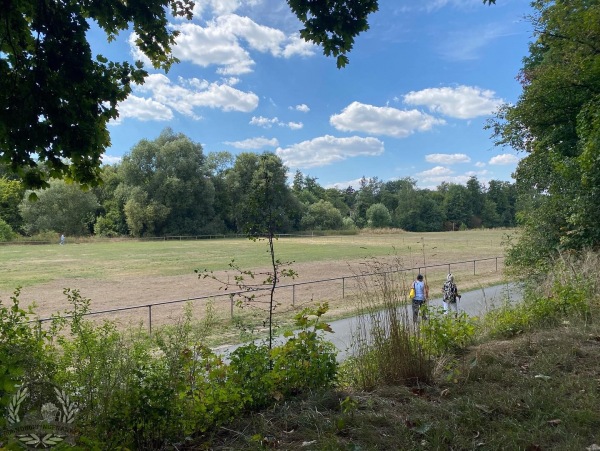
[0,293,337,449]
[420,307,478,356]
[0,219,15,241]
[485,252,597,338]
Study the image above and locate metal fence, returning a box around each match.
[34,256,504,333]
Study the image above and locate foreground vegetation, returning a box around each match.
[1,248,599,450]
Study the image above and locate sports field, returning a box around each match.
[0,229,514,336]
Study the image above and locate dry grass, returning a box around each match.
[193,320,600,450]
[0,229,512,339]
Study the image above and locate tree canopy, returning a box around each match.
[1,0,380,189]
[488,0,600,270]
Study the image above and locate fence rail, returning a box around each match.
[33,256,504,333]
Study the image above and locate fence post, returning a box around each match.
[448,263,451,274]
[230,294,234,319]
[148,305,152,335]
[473,260,476,275]
[496,257,498,272]
[342,277,345,298]
[292,284,296,307]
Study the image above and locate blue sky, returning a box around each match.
[96,0,532,189]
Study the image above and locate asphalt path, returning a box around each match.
[328,282,522,361]
[215,282,523,362]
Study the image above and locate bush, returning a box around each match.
[420,307,478,355]
[0,218,15,241]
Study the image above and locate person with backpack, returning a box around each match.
[411,273,429,323]
[442,273,461,315]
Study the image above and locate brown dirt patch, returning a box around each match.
[9,255,505,331]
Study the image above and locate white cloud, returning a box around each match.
[153,15,315,76]
[282,34,315,58]
[425,153,471,164]
[249,116,303,129]
[417,166,453,178]
[404,86,502,119]
[193,0,243,17]
[250,116,279,128]
[135,74,258,117]
[291,104,310,113]
[489,154,519,165]
[276,135,385,168]
[330,102,445,138]
[101,154,123,165]
[285,121,303,130]
[326,178,365,190]
[224,136,279,149]
[423,175,473,185]
[475,161,486,168]
[111,95,174,125]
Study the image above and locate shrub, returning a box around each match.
[419,307,478,355]
[0,290,51,427]
[0,218,15,241]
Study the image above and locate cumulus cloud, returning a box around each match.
[111,95,174,125]
[112,74,258,124]
[138,74,259,116]
[140,15,316,76]
[489,154,519,165]
[425,153,471,165]
[276,135,384,168]
[417,166,453,178]
[326,178,365,190]
[403,86,502,119]
[475,161,486,168]
[224,136,279,149]
[101,154,123,165]
[291,104,310,113]
[249,116,303,129]
[330,102,445,138]
[286,121,303,130]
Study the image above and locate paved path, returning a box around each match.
[215,282,523,361]
[328,282,522,361]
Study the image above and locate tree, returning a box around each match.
[19,180,99,236]
[366,203,391,228]
[0,177,25,232]
[301,200,343,230]
[466,176,484,227]
[226,153,301,233]
[487,0,600,268]
[1,0,379,189]
[119,129,215,236]
[443,184,472,230]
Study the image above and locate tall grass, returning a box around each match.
[342,257,433,390]
[484,249,599,338]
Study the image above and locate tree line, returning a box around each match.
[0,128,518,240]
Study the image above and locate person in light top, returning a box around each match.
[411,274,429,322]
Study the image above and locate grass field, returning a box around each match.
[0,229,515,340]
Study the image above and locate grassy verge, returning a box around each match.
[205,321,600,450]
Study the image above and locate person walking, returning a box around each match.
[442,273,461,316]
[412,274,429,323]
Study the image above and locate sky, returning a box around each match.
[93,0,533,190]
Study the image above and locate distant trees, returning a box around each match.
[117,128,216,236]
[19,180,99,236]
[2,127,520,238]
